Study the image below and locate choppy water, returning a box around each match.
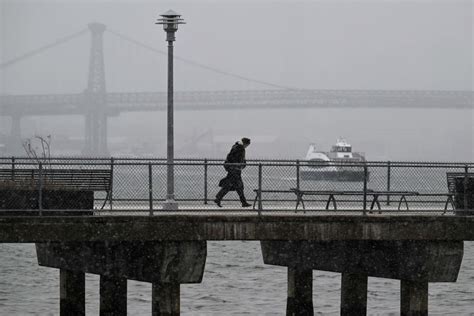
[0,241,473,315]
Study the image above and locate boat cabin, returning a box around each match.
[330,139,353,158]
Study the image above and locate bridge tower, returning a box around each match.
[83,22,108,156]
[6,114,24,155]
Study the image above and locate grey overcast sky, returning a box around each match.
[0,0,473,161]
[0,0,472,94]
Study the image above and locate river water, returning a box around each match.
[0,241,472,315]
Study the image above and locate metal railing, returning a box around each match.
[1,157,473,215]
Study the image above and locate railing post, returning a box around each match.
[464,165,469,211]
[38,162,43,215]
[110,158,114,210]
[11,156,15,181]
[149,163,153,216]
[386,161,391,206]
[296,160,300,191]
[258,163,263,215]
[363,164,368,215]
[204,159,208,205]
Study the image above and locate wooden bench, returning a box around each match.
[0,168,112,209]
[412,193,455,214]
[289,188,419,213]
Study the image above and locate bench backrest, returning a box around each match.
[446,172,474,194]
[0,168,112,191]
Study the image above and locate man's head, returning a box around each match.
[242,137,251,148]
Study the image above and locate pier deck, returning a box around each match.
[1,212,473,243]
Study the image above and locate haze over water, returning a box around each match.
[0,0,472,161]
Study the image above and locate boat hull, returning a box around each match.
[300,169,369,182]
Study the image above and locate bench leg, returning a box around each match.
[326,195,337,210]
[403,196,409,211]
[253,193,258,210]
[398,195,409,211]
[443,196,455,214]
[449,196,455,210]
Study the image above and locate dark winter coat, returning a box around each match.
[218,142,247,190]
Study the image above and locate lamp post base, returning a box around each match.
[162,200,179,211]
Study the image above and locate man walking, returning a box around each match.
[214,137,252,207]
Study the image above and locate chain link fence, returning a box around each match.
[0,157,473,215]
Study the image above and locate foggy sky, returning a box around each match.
[1,0,472,93]
[0,0,473,161]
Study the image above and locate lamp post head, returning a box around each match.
[156,10,185,42]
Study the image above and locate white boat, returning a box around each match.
[300,138,368,181]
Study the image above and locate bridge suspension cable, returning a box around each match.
[107,29,296,90]
[0,28,88,70]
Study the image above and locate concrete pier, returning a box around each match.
[60,269,85,315]
[0,214,470,314]
[261,240,464,315]
[100,276,127,316]
[400,280,428,316]
[287,267,313,316]
[340,273,367,315]
[2,215,473,242]
[152,283,180,316]
[36,241,206,315]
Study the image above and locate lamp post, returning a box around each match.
[156,10,185,210]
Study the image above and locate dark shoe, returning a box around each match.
[241,202,251,208]
[214,199,222,207]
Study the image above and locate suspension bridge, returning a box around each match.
[1,23,472,155]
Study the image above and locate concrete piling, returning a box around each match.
[261,240,464,316]
[100,275,127,316]
[340,273,368,316]
[286,267,313,316]
[36,241,206,315]
[152,283,180,316]
[59,269,85,316]
[400,280,428,316]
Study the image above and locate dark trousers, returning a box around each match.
[216,187,248,204]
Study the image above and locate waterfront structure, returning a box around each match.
[0,158,473,315]
[0,215,472,315]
